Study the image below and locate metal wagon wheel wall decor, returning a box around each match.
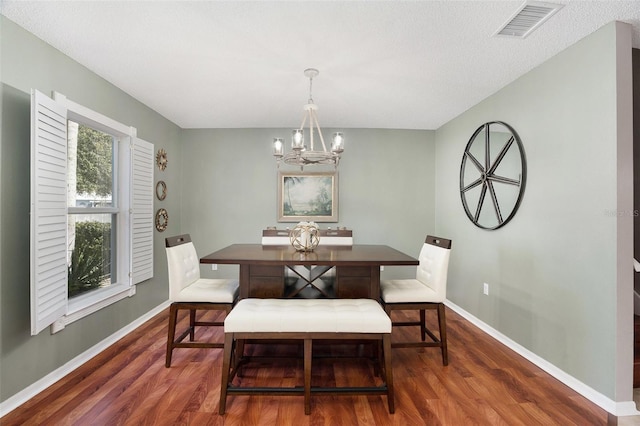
[459,121,527,230]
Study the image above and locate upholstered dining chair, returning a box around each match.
[165,234,239,367]
[380,235,452,365]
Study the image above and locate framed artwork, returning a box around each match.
[278,171,338,222]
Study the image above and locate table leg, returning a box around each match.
[239,264,250,299]
[370,265,380,301]
[334,266,380,299]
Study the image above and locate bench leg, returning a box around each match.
[219,333,234,415]
[304,338,312,415]
[382,334,395,414]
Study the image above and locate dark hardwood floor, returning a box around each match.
[1,306,609,425]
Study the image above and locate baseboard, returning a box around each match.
[445,300,640,418]
[0,301,170,418]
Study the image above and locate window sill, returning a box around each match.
[51,284,136,334]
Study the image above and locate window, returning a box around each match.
[67,121,117,298]
[30,90,154,335]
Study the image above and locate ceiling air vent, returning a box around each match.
[493,1,563,39]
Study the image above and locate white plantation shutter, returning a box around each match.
[131,138,154,284]
[30,90,155,334]
[30,89,68,335]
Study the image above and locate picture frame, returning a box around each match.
[278,171,338,222]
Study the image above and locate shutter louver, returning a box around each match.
[131,138,154,284]
[30,90,68,335]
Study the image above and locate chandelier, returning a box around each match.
[273,68,344,169]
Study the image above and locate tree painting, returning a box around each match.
[282,174,334,217]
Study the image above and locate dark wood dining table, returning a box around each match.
[200,244,419,300]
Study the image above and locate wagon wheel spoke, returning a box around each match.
[488,136,514,175]
[465,151,485,174]
[488,174,520,186]
[462,177,483,193]
[474,184,488,222]
[487,180,503,224]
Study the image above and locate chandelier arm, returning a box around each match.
[309,109,315,151]
[311,110,329,152]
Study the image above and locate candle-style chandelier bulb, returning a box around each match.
[273,138,284,157]
[292,129,304,150]
[331,132,344,153]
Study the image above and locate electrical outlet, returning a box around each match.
[483,283,489,295]
[211,264,218,271]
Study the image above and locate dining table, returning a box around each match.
[200,243,419,300]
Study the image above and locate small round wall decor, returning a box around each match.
[155,208,169,232]
[459,121,526,230]
[156,148,168,171]
[156,180,167,201]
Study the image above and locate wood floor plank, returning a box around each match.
[0,307,611,425]
[65,346,167,423]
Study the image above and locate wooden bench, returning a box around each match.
[219,298,394,415]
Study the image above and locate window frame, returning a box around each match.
[54,93,134,332]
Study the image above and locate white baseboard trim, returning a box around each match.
[445,300,640,418]
[0,301,170,418]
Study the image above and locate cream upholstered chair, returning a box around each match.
[380,235,452,365]
[165,234,239,367]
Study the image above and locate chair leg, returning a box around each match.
[372,340,382,377]
[437,303,448,366]
[235,339,246,378]
[189,309,196,341]
[382,334,395,414]
[165,303,179,368]
[304,338,312,415]
[219,333,235,415]
[420,309,426,341]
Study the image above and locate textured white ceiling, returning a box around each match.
[2,1,639,130]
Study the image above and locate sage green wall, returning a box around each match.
[434,22,633,400]
[0,17,182,401]
[180,128,436,282]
